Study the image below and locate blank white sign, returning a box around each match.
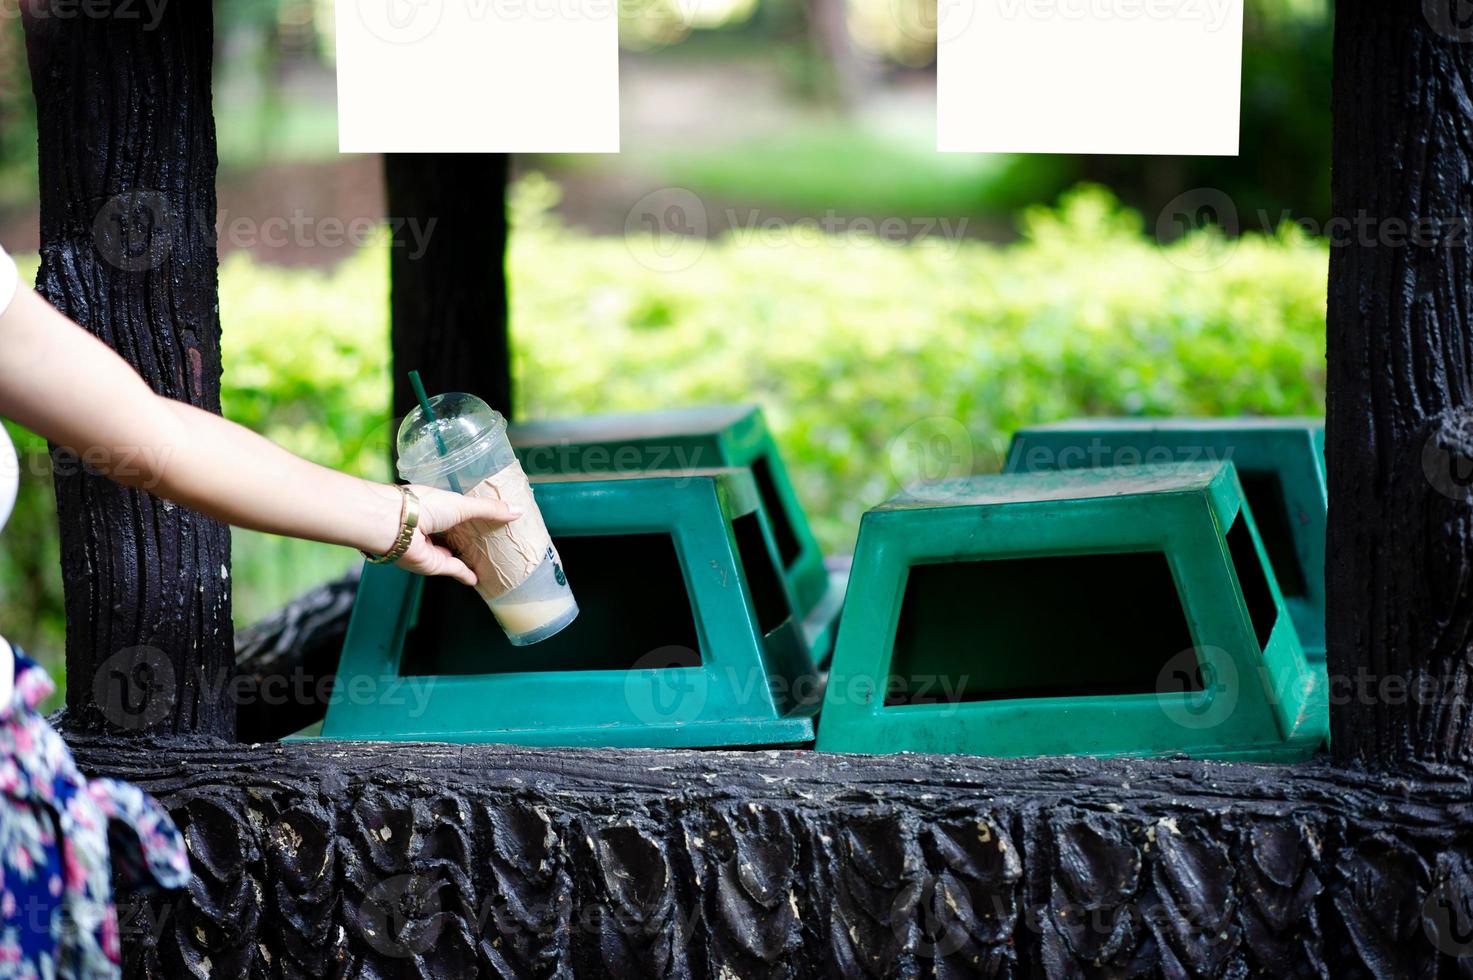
[938,0,1243,155]
[335,0,619,153]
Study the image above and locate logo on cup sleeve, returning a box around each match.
[1155,188,1240,273]
[623,188,708,273]
[92,191,176,273]
[92,645,176,731]
[1156,646,1238,731]
[624,645,706,724]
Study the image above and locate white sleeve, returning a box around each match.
[0,636,11,712]
[0,244,16,317]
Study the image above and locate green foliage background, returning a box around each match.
[0,183,1328,692]
[2,0,1331,227]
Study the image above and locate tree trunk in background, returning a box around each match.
[385,154,512,426]
[802,0,869,110]
[23,1,233,738]
[1326,1,1473,766]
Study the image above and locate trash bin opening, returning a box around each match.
[883,551,1200,706]
[1224,510,1279,652]
[751,454,801,568]
[400,532,703,675]
[731,511,794,636]
[1237,469,1308,599]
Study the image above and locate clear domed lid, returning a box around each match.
[395,391,508,482]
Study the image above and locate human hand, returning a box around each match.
[393,484,521,586]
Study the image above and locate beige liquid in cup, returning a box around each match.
[490,594,579,635]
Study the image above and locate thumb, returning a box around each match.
[457,495,523,525]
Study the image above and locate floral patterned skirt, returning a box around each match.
[0,648,189,979]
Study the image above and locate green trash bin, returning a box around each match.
[1005,418,1326,662]
[316,469,818,748]
[815,462,1328,761]
[510,405,844,666]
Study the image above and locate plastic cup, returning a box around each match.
[396,392,578,645]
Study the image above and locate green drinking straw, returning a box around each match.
[408,370,463,493]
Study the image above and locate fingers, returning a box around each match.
[399,536,479,587]
[437,554,478,588]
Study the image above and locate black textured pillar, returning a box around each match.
[23,0,234,738]
[385,153,512,424]
[1325,0,1473,767]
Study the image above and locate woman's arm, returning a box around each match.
[0,284,515,586]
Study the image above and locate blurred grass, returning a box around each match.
[647,124,1075,222]
[216,99,343,171]
[0,181,1328,697]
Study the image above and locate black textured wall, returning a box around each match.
[69,737,1473,979]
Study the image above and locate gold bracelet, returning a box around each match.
[361,485,420,564]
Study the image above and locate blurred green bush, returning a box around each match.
[0,182,1327,689]
[512,178,1327,551]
